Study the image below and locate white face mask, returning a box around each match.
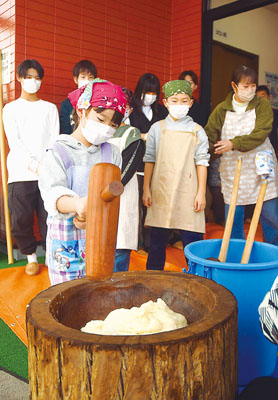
[78,79,89,88]
[22,78,41,94]
[168,104,190,120]
[235,85,256,103]
[143,94,157,106]
[81,118,115,145]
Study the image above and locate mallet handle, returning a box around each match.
[101,181,123,202]
[218,157,242,263]
[241,180,267,264]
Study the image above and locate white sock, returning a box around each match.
[27,253,38,264]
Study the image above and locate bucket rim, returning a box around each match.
[184,239,278,270]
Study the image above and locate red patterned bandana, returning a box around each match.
[68,78,127,115]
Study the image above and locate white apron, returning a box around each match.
[145,120,205,233]
[109,127,139,250]
[220,109,278,205]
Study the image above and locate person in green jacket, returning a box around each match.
[205,64,278,245]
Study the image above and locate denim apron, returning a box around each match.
[47,142,112,285]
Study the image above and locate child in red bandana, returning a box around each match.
[39,79,126,284]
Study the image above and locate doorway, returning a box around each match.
[200,0,278,119]
[211,41,258,110]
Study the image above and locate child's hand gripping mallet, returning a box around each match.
[207,157,242,262]
[241,151,274,264]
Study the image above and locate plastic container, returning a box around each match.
[184,239,278,387]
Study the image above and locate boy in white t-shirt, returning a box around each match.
[3,59,59,275]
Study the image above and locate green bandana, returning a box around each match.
[162,80,192,99]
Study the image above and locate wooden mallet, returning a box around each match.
[85,162,124,280]
[241,151,273,264]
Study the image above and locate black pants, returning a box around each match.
[146,227,203,270]
[208,185,225,225]
[8,181,47,255]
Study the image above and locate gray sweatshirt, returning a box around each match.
[144,114,210,166]
[39,134,121,219]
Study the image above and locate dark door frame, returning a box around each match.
[211,40,259,109]
[200,0,278,121]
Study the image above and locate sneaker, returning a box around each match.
[25,262,40,276]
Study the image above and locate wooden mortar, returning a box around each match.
[26,163,238,399]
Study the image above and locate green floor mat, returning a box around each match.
[0,252,45,382]
[0,318,28,381]
[0,252,45,269]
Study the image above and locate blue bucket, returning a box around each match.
[184,239,278,387]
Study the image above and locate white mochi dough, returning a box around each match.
[81,298,188,335]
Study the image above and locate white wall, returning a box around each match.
[213,6,278,85]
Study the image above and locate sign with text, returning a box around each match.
[1,49,11,85]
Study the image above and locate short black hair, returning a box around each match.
[17,59,44,79]
[132,73,161,114]
[178,70,198,85]
[232,64,257,85]
[256,85,270,96]
[72,60,97,78]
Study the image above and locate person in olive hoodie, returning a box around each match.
[205,64,278,245]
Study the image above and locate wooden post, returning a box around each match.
[0,50,14,264]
